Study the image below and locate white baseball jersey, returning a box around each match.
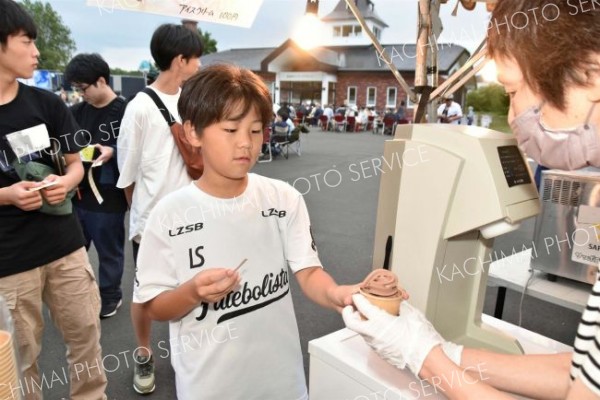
[137,173,322,400]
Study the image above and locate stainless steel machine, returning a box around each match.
[372,124,540,354]
[531,170,600,284]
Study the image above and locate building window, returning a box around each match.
[334,24,363,38]
[366,87,376,107]
[347,86,357,105]
[386,87,397,109]
[406,96,415,109]
[373,26,381,40]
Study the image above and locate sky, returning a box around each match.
[44,0,492,71]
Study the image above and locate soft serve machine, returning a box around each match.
[371,124,538,354]
[308,124,574,399]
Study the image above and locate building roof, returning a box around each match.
[200,48,274,71]
[338,43,468,72]
[201,41,469,74]
[321,0,388,28]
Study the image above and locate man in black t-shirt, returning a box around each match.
[65,53,128,319]
[0,2,107,399]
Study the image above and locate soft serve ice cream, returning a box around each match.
[359,269,404,315]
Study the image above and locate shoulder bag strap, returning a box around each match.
[141,87,175,127]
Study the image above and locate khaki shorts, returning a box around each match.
[0,247,107,400]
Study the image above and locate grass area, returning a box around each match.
[479,112,511,134]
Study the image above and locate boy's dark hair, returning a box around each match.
[64,53,110,85]
[487,0,600,110]
[0,0,37,47]
[277,110,289,121]
[151,24,203,71]
[178,64,273,133]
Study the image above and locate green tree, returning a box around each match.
[21,0,76,70]
[466,84,510,114]
[110,68,143,77]
[198,29,218,55]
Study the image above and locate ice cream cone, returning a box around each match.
[359,289,403,316]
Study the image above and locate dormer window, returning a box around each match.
[333,24,363,37]
[373,26,381,40]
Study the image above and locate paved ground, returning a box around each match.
[37,129,583,399]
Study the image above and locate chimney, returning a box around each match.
[181,19,198,31]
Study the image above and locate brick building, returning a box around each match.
[201,0,474,117]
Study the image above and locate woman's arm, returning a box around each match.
[457,348,571,400]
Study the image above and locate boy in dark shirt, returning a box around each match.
[65,53,128,319]
[0,1,107,399]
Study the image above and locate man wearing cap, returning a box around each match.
[437,94,463,124]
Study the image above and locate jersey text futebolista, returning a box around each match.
[136,174,321,400]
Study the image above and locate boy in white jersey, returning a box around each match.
[135,64,359,400]
[343,1,600,399]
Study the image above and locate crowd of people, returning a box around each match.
[276,100,411,134]
[1,0,599,399]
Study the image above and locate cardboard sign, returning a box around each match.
[87,0,264,28]
[572,205,600,265]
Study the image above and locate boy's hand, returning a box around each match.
[6,181,43,211]
[332,279,410,311]
[93,144,114,164]
[328,284,361,313]
[192,268,240,303]
[40,175,70,204]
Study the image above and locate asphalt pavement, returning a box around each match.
[37,129,582,399]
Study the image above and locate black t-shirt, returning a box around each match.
[0,83,86,278]
[70,97,128,213]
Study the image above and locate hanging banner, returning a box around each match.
[86,0,264,28]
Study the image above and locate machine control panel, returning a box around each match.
[498,145,532,187]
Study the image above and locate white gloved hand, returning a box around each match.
[342,294,462,375]
[442,340,463,367]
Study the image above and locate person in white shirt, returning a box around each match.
[136,64,359,400]
[323,104,334,120]
[322,104,334,130]
[437,94,463,124]
[344,1,600,399]
[116,23,203,395]
[358,106,369,125]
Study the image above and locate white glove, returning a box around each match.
[342,294,463,375]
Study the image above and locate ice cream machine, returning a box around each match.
[372,124,540,354]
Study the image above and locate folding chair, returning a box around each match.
[258,126,272,163]
[346,116,357,132]
[350,116,367,132]
[332,114,346,132]
[382,116,398,136]
[271,125,291,159]
[319,115,330,131]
